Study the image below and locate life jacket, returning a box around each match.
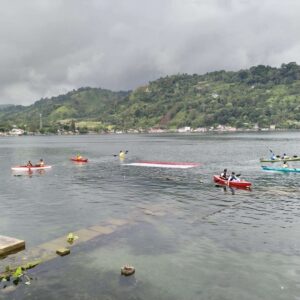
[229,175,237,181]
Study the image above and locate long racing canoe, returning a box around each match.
[260,157,300,163]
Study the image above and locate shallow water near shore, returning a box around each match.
[0,132,300,299]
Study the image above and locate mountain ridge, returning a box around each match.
[1,62,300,132]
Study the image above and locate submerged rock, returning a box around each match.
[121,265,135,276]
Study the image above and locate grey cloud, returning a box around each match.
[0,0,299,104]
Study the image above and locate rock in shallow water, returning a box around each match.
[121,265,135,276]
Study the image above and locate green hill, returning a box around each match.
[118,62,300,130]
[0,88,130,132]
[1,62,300,132]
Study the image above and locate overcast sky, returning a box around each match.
[1,0,300,105]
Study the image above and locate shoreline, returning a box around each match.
[1,128,299,137]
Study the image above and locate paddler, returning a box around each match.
[76,154,82,160]
[220,169,228,179]
[26,160,33,167]
[36,159,44,167]
[282,161,289,168]
[228,172,240,182]
[119,150,125,159]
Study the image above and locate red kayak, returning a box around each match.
[71,158,88,163]
[213,175,252,189]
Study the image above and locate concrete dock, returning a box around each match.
[0,204,169,280]
[0,235,25,257]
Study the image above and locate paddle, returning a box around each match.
[267,147,281,159]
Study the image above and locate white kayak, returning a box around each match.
[11,165,52,171]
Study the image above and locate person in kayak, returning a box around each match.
[76,154,82,160]
[26,161,33,167]
[119,150,125,159]
[220,169,228,179]
[282,161,289,168]
[270,153,276,160]
[282,153,289,159]
[228,172,240,182]
[36,159,44,167]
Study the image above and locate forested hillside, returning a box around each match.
[1,62,300,132]
[0,88,129,132]
[118,62,300,130]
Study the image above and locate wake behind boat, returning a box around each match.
[11,165,52,171]
[261,166,300,173]
[123,160,200,169]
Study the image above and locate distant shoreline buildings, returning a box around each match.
[0,123,282,136]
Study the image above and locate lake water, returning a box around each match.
[0,132,300,299]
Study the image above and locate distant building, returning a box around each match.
[148,128,166,133]
[178,127,191,133]
[9,128,24,136]
[215,125,237,132]
[193,127,207,132]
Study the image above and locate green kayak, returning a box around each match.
[260,157,300,163]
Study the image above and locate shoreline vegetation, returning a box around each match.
[1,63,300,134]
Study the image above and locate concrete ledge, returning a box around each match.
[56,248,70,256]
[0,235,25,257]
[0,214,159,279]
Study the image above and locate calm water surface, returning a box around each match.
[0,132,300,299]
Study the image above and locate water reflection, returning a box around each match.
[12,169,47,178]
